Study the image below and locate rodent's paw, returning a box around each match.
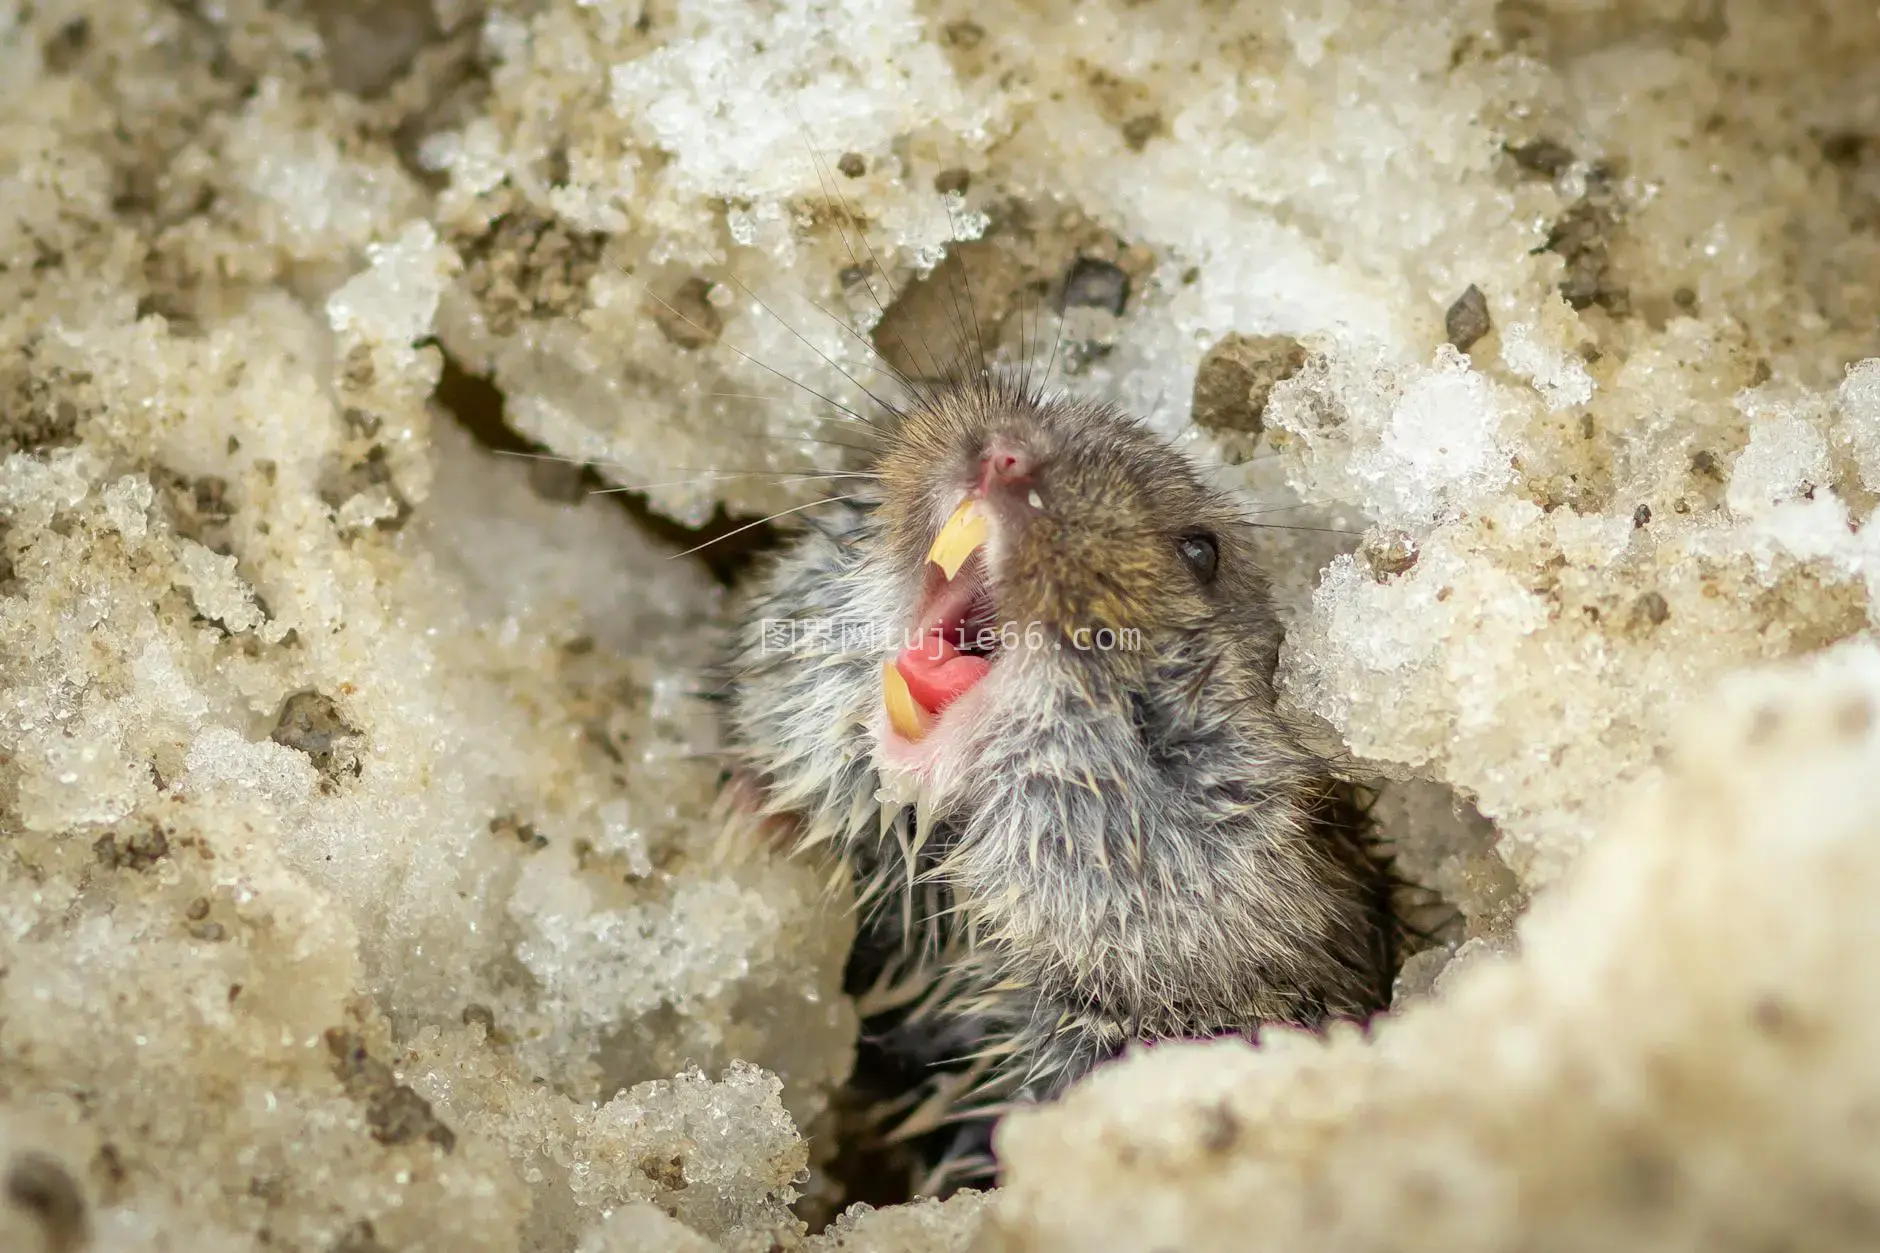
[721,768,804,847]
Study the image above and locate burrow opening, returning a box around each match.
[431,351,936,1223]
[432,351,787,587]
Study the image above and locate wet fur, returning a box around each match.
[720,371,1396,1187]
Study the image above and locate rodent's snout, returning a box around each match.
[978,433,1034,491]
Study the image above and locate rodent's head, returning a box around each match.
[875,383,1240,634]
[866,376,1288,782]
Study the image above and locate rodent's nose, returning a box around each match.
[980,435,1032,488]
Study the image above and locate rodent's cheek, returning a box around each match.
[986,530,1060,620]
[876,499,942,573]
[997,555,1166,639]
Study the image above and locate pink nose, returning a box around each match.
[982,436,1031,486]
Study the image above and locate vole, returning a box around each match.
[719,365,1398,1190]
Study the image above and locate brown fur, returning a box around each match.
[721,369,1397,1191]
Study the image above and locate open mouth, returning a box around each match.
[882,498,1001,743]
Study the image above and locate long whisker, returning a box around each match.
[588,470,875,495]
[943,201,989,379]
[931,225,979,386]
[735,141,922,400]
[494,446,879,478]
[710,421,879,457]
[719,272,901,421]
[689,404,883,452]
[1197,449,1284,474]
[795,288,921,393]
[610,256,881,431]
[743,432,882,456]
[701,394,889,437]
[1243,522,1362,536]
[795,116,943,385]
[1040,278,1066,404]
[667,493,869,560]
[1245,500,1340,515]
[706,386,896,405]
[1018,279,1037,399]
[674,467,878,481]
[494,448,594,464]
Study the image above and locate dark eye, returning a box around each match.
[1177,531,1219,583]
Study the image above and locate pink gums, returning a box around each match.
[892,553,995,718]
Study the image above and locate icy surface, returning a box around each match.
[804,1193,992,1252]
[4,0,1880,1249]
[984,642,1880,1252]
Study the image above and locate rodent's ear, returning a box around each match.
[1176,530,1220,584]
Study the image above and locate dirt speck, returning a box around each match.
[42,17,92,74]
[1361,531,1420,582]
[1817,130,1872,168]
[527,457,589,503]
[1198,1101,1241,1155]
[319,444,413,534]
[1633,590,1671,628]
[490,814,550,850]
[330,1218,393,1253]
[1060,257,1130,316]
[871,240,1019,379]
[156,469,236,554]
[942,20,985,49]
[1506,137,1575,178]
[650,277,724,350]
[1539,167,1629,315]
[325,1029,458,1153]
[94,823,171,872]
[271,691,367,784]
[1121,112,1164,152]
[458,213,606,337]
[7,1152,88,1253]
[322,0,438,97]
[638,1153,688,1191]
[1836,697,1874,740]
[933,168,971,196]
[0,351,89,456]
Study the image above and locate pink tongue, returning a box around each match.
[894,629,992,716]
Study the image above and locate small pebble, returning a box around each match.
[1508,137,1574,177]
[1061,258,1130,316]
[1191,333,1308,438]
[1445,284,1492,351]
[1362,531,1420,581]
[649,277,722,350]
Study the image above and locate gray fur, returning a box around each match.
[721,377,1394,1153]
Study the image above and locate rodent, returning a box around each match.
[719,367,1398,1191]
